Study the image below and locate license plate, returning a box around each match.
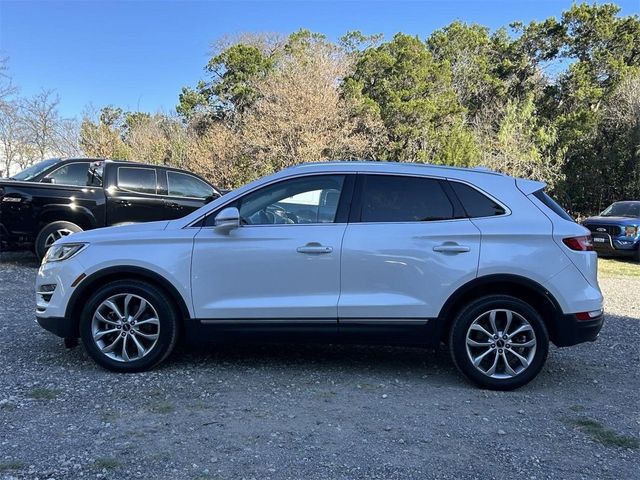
[593,237,606,243]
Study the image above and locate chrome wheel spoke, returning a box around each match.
[121,335,130,362]
[132,328,158,341]
[469,323,493,338]
[93,328,119,341]
[467,338,493,347]
[95,311,119,327]
[488,310,498,335]
[103,300,123,320]
[485,350,500,376]
[134,317,159,327]
[123,294,134,318]
[511,339,536,348]
[472,347,494,366]
[101,335,122,353]
[508,324,533,338]
[503,310,513,335]
[132,299,148,321]
[506,348,530,369]
[130,334,146,358]
[501,352,518,377]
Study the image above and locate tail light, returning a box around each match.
[562,235,594,251]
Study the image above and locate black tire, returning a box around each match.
[35,221,83,261]
[634,248,640,263]
[449,295,549,391]
[79,280,179,373]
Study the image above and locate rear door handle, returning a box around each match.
[165,201,182,209]
[114,199,131,207]
[433,244,470,253]
[297,243,333,254]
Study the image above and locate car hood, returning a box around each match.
[60,220,171,244]
[583,216,640,225]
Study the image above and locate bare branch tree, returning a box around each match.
[19,89,61,159]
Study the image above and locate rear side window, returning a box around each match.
[167,171,214,199]
[359,175,454,222]
[117,167,157,194]
[449,181,505,217]
[533,190,574,222]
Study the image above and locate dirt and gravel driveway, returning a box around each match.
[1,252,638,480]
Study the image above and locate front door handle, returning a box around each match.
[114,199,131,207]
[297,242,333,254]
[433,244,470,253]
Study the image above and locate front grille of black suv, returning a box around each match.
[585,224,621,236]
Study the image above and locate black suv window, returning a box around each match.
[43,162,90,186]
[359,175,454,222]
[449,181,505,217]
[117,167,157,194]
[167,171,214,199]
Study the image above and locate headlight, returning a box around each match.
[624,225,638,237]
[42,243,87,263]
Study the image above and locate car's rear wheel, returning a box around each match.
[449,295,549,390]
[79,280,179,372]
[35,221,83,261]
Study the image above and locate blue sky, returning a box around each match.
[1,0,638,118]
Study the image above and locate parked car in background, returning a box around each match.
[0,158,221,259]
[582,201,640,262]
[35,161,603,390]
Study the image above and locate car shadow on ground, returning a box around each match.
[0,251,39,267]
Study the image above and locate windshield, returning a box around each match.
[11,158,61,181]
[600,202,640,218]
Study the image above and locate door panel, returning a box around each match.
[191,224,346,319]
[106,166,166,225]
[338,220,481,319]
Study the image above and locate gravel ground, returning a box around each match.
[0,252,638,480]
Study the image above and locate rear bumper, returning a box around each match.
[36,316,74,338]
[553,313,604,347]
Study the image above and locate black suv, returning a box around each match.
[0,158,221,259]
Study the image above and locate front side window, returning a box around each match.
[43,162,90,186]
[117,167,157,194]
[359,175,454,222]
[167,171,215,199]
[209,175,345,226]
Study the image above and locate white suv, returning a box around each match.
[35,162,604,390]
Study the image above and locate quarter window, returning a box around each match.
[449,181,506,217]
[117,167,157,194]
[42,162,90,186]
[167,171,215,199]
[359,175,454,222]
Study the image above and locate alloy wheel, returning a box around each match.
[465,309,537,379]
[91,293,160,362]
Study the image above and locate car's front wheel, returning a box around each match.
[79,280,179,372]
[449,295,549,390]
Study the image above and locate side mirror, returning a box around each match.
[204,193,220,204]
[214,207,240,232]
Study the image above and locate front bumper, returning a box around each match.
[591,233,639,257]
[553,312,604,347]
[36,316,75,338]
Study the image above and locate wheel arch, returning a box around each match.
[437,274,563,345]
[38,205,97,230]
[64,266,191,338]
